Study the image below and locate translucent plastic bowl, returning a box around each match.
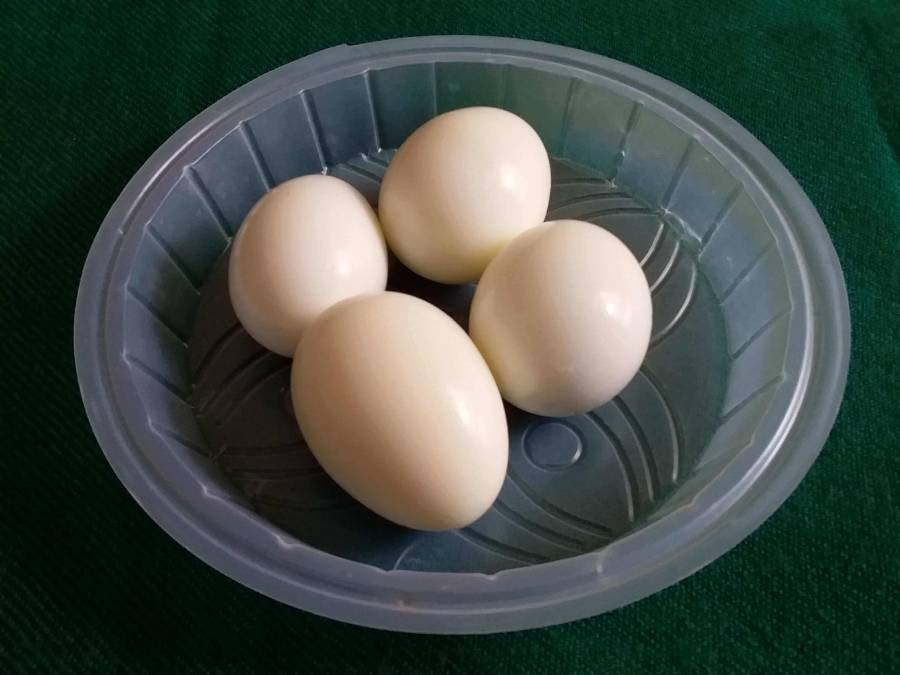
[74,37,849,633]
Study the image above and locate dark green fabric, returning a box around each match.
[1,0,898,672]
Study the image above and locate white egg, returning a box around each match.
[469,220,652,417]
[379,107,551,284]
[229,175,387,356]
[292,292,508,531]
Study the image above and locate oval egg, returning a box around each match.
[378,107,551,284]
[470,219,653,417]
[229,174,387,356]
[292,292,509,531]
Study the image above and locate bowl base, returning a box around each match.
[187,152,727,573]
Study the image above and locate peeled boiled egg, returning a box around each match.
[378,107,551,284]
[469,219,652,417]
[229,174,387,356]
[292,292,508,530]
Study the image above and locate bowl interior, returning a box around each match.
[122,60,792,573]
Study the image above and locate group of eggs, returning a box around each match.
[228,107,652,531]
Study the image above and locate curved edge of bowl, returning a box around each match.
[74,36,850,633]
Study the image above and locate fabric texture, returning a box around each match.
[1,1,898,672]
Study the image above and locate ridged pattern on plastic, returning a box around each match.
[120,63,791,570]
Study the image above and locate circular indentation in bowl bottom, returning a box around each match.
[525,422,583,470]
[187,153,727,573]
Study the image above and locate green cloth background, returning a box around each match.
[2,0,898,672]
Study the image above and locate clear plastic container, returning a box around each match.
[74,37,849,633]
